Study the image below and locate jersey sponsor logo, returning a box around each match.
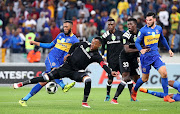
[148,32,150,34]
[107,40,121,44]
[55,39,72,52]
[144,34,160,45]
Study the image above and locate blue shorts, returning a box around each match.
[45,54,64,73]
[173,93,180,101]
[140,54,165,74]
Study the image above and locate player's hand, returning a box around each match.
[111,71,119,77]
[64,54,71,62]
[30,41,36,45]
[169,50,174,57]
[140,48,151,54]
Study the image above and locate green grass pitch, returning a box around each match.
[0,87,179,114]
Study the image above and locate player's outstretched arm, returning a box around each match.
[30,41,40,46]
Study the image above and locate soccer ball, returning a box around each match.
[45,82,58,94]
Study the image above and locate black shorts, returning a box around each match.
[119,57,139,76]
[52,62,88,82]
[108,63,120,80]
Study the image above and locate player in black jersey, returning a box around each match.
[13,37,118,108]
[111,18,141,104]
[101,18,124,101]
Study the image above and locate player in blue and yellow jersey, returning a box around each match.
[18,20,79,106]
[131,12,175,103]
[140,80,180,102]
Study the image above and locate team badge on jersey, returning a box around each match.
[86,47,90,52]
[52,62,56,66]
[156,29,159,34]
[111,34,116,41]
[133,36,137,42]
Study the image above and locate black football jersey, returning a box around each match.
[120,29,140,59]
[101,30,123,65]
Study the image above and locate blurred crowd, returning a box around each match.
[0,0,180,53]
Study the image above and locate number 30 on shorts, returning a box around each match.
[123,62,129,67]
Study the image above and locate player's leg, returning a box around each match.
[105,75,113,101]
[140,88,166,98]
[13,67,62,88]
[82,76,91,108]
[19,57,53,106]
[131,55,151,101]
[111,72,130,104]
[155,57,175,102]
[19,82,47,106]
[47,55,66,89]
[70,71,91,108]
[168,80,180,92]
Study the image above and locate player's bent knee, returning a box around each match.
[161,72,167,78]
[142,78,148,82]
[83,76,91,83]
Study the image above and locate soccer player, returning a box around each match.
[101,18,123,101]
[13,37,119,108]
[140,80,180,102]
[132,12,175,102]
[111,18,140,104]
[17,20,79,106]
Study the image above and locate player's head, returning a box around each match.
[146,12,156,27]
[107,18,116,32]
[63,20,73,35]
[90,37,102,51]
[127,18,137,32]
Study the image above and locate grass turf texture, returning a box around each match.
[0,87,179,114]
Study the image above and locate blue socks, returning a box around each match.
[161,78,168,96]
[147,90,165,98]
[173,81,180,90]
[54,79,65,89]
[22,83,43,101]
[134,78,144,91]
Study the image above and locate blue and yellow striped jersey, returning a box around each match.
[50,33,79,58]
[135,25,170,56]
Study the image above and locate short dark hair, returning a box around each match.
[107,18,115,22]
[127,18,137,24]
[64,20,73,25]
[146,12,156,18]
[94,36,102,44]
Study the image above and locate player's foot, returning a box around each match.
[139,88,148,93]
[104,95,110,101]
[82,102,91,108]
[130,98,139,101]
[164,95,175,103]
[19,99,27,106]
[110,99,118,104]
[63,82,76,93]
[13,82,23,89]
[131,87,137,101]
